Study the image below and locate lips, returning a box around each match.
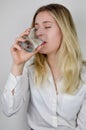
[41,41,46,45]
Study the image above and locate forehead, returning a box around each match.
[35,11,56,24]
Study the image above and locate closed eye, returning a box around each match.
[45,26,51,29]
[34,26,51,32]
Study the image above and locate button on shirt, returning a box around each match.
[1,64,86,130]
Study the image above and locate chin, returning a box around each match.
[38,50,47,54]
[39,52,46,54]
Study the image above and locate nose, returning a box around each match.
[36,28,45,39]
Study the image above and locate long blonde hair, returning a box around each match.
[31,3,83,94]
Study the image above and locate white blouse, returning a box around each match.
[1,64,86,130]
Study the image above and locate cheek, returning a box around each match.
[56,33,62,46]
[50,31,62,47]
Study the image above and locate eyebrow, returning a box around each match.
[35,21,53,25]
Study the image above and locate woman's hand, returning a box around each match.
[10,28,43,75]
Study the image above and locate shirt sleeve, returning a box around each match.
[75,96,86,130]
[1,69,30,117]
[75,67,86,130]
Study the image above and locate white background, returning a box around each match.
[0,0,86,130]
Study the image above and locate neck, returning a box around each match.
[46,53,61,78]
[46,53,61,91]
[46,53,57,68]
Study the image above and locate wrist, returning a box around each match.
[11,63,25,76]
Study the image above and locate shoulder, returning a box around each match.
[78,64,86,96]
[75,64,86,95]
[81,64,86,84]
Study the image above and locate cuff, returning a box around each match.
[4,73,22,91]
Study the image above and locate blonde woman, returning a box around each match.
[1,3,86,130]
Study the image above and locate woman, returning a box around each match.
[1,3,86,130]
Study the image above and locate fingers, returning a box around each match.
[16,28,31,43]
[10,43,21,53]
[19,28,31,38]
[11,28,31,51]
[15,37,26,44]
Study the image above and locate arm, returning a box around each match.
[1,28,43,116]
[1,67,30,116]
[75,66,86,130]
[75,96,86,130]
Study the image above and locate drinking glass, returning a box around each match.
[19,28,44,52]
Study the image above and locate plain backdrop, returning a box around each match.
[0,0,86,130]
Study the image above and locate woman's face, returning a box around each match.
[34,11,62,55]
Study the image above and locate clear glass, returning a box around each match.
[18,28,44,52]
